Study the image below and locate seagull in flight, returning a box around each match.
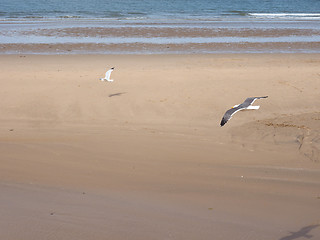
[220,96,268,127]
[100,67,114,82]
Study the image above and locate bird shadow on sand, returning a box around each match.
[108,92,127,97]
[279,224,320,240]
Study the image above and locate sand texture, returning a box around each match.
[0,54,320,239]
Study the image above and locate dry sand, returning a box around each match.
[0,54,320,239]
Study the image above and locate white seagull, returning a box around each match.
[100,67,115,82]
[220,96,268,127]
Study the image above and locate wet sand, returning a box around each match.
[13,26,320,38]
[0,54,320,239]
[2,42,320,55]
[1,21,320,54]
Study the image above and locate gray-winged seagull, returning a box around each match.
[220,96,268,127]
[100,67,114,82]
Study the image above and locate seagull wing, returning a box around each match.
[220,107,243,127]
[105,69,112,81]
[242,96,268,107]
[220,96,268,127]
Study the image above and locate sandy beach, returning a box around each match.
[0,54,320,239]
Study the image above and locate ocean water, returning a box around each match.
[1,0,320,20]
[1,0,320,54]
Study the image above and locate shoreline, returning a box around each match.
[1,19,320,54]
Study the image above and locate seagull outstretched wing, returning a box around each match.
[220,106,243,127]
[220,96,268,127]
[100,67,115,82]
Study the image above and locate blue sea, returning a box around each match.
[1,0,320,54]
[1,0,320,21]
